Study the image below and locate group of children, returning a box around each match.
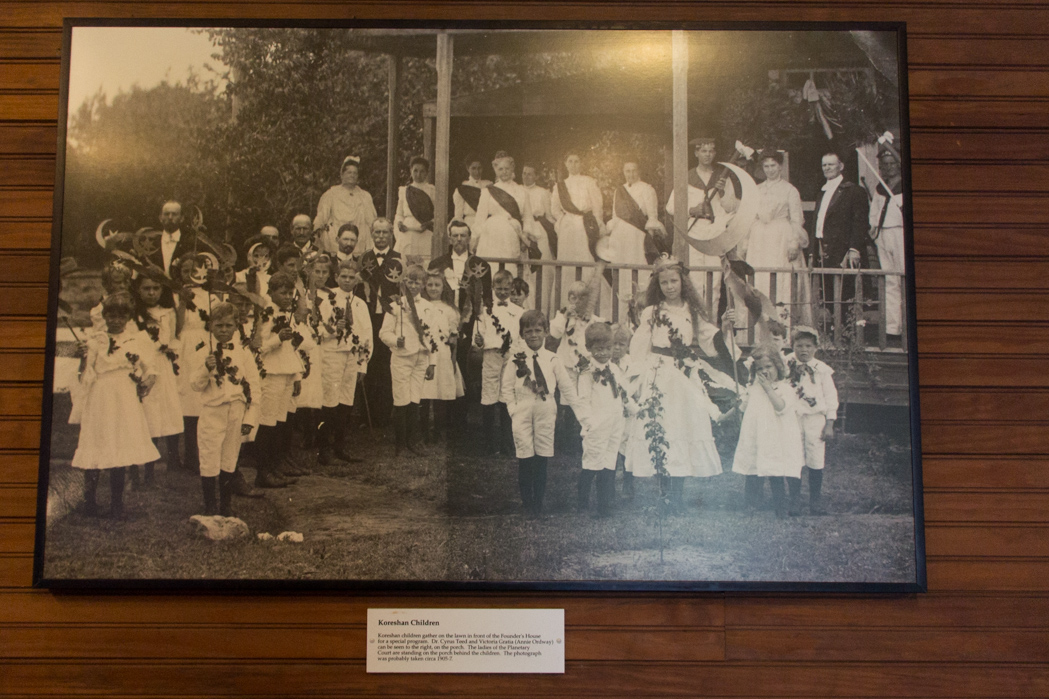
[66,233,839,523]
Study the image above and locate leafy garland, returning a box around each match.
[418,317,440,355]
[211,343,253,407]
[181,289,211,327]
[143,325,180,376]
[271,312,310,380]
[560,309,593,371]
[488,307,513,355]
[512,351,549,401]
[635,377,670,478]
[649,305,723,393]
[124,351,147,402]
[786,357,820,408]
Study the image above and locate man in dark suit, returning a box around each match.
[150,200,198,276]
[357,217,402,430]
[428,220,491,433]
[811,152,870,320]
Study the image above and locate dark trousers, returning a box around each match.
[366,314,393,429]
[518,456,548,514]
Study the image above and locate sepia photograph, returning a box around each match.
[35,21,923,591]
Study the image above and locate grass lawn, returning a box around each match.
[41,412,918,586]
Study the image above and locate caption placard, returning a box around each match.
[367,608,564,673]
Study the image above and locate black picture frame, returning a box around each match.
[34,18,925,593]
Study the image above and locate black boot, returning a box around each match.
[218,471,235,517]
[532,457,548,515]
[333,404,363,463]
[393,406,407,456]
[109,467,127,520]
[518,458,535,514]
[254,426,293,488]
[809,468,826,515]
[406,403,425,455]
[787,477,802,516]
[80,470,101,517]
[743,475,763,511]
[184,417,200,472]
[165,434,184,472]
[596,469,615,518]
[670,477,685,513]
[577,470,596,511]
[317,406,338,465]
[201,475,218,516]
[769,477,787,519]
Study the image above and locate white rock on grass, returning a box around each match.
[276,531,304,543]
[189,515,250,541]
[257,532,274,541]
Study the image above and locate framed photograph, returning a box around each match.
[35,19,924,592]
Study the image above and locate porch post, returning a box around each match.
[433,31,454,258]
[671,30,689,264]
[385,54,402,219]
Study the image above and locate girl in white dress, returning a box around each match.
[419,270,463,441]
[131,273,184,484]
[71,293,160,519]
[622,257,735,512]
[745,150,809,309]
[730,344,805,518]
[289,252,328,462]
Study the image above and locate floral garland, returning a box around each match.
[560,309,594,371]
[512,351,549,401]
[786,357,819,407]
[181,289,211,327]
[488,307,513,355]
[124,351,147,402]
[418,317,440,355]
[636,377,669,478]
[143,325,180,376]
[328,295,364,354]
[649,305,728,405]
[211,344,253,407]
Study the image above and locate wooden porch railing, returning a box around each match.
[482,257,907,352]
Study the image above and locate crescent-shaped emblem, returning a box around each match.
[685,162,759,258]
[95,219,114,249]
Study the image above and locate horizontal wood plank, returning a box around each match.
[908,37,1049,68]
[929,558,1049,592]
[0,625,723,662]
[1,659,1047,696]
[0,453,38,483]
[725,627,1049,662]
[910,98,1049,129]
[724,593,1049,628]
[0,554,32,588]
[0,125,57,155]
[0,590,723,627]
[923,457,1049,490]
[0,30,62,60]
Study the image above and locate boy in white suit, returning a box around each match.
[577,323,638,517]
[501,310,588,516]
[189,303,261,517]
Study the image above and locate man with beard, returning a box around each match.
[357,218,403,429]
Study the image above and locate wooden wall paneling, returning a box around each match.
[2,1,1049,696]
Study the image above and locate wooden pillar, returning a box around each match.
[423,117,434,179]
[432,32,454,257]
[671,31,689,264]
[385,54,402,220]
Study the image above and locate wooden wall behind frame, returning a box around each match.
[2,1,1048,696]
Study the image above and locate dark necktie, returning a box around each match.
[532,353,549,395]
[497,301,509,307]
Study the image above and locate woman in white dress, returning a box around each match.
[552,151,609,311]
[745,150,809,308]
[473,151,536,278]
[394,156,437,263]
[453,154,491,240]
[622,256,736,512]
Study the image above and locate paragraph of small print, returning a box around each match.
[367,608,564,673]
